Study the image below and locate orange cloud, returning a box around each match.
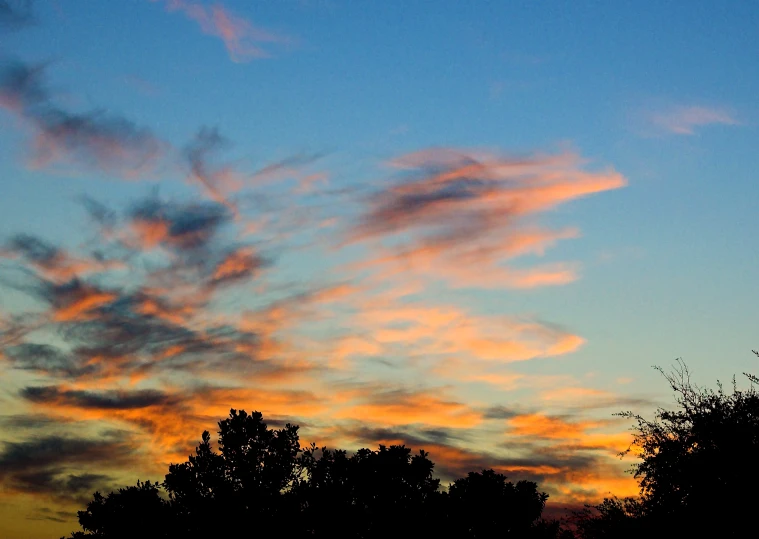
[129,219,170,249]
[335,423,636,503]
[21,383,328,463]
[509,413,599,440]
[51,284,116,322]
[334,301,584,364]
[132,293,196,326]
[354,242,581,290]
[507,413,633,454]
[344,148,625,290]
[210,247,263,286]
[335,389,482,428]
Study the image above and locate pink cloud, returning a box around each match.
[158,0,290,61]
[650,105,738,135]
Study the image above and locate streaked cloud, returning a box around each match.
[0,60,166,177]
[155,0,291,61]
[183,127,243,214]
[0,433,136,501]
[3,343,95,378]
[649,105,739,135]
[339,420,637,504]
[326,299,585,366]
[21,386,180,411]
[1,234,123,283]
[334,387,483,428]
[344,148,625,289]
[0,122,633,522]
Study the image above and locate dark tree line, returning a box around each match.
[64,353,759,538]
[63,409,568,539]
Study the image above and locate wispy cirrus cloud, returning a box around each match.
[1,193,288,385]
[0,2,649,529]
[183,127,244,214]
[649,105,739,135]
[327,300,584,366]
[18,383,329,461]
[344,148,626,290]
[0,53,632,517]
[0,60,167,176]
[334,386,483,428]
[155,0,291,61]
[0,147,634,516]
[1,234,123,283]
[0,61,320,199]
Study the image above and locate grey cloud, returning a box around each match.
[21,385,180,410]
[4,343,95,378]
[0,59,165,176]
[0,434,133,499]
[0,0,34,30]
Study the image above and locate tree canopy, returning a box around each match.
[63,408,565,539]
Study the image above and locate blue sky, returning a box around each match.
[0,1,757,536]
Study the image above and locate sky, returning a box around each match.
[0,0,757,536]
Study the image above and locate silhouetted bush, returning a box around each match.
[576,354,759,537]
[66,480,171,539]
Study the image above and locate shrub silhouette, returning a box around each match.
[66,480,170,539]
[576,354,759,537]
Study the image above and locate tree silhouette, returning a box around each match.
[62,408,570,538]
[577,355,759,537]
[573,496,646,539]
[446,469,551,538]
[294,443,444,537]
[163,409,301,538]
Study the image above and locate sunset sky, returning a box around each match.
[1,1,758,537]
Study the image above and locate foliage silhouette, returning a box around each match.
[447,469,549,537]
[63,408,569,538]
[573,496,647,539]
[163,409,301,537]
[66,480,171,539]
[295,443,444,536]
[576,354,759,537]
